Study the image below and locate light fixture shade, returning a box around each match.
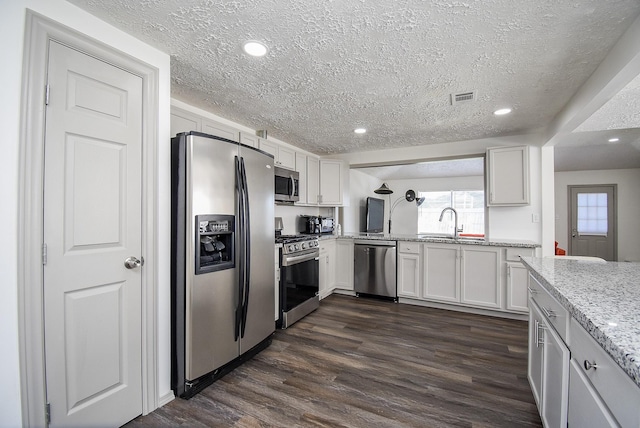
[374,183,393,195]
[405,190,416,202]
[416,197,425,207]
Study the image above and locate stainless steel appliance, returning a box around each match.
[276,235,320,328]
[354,240,397,300]
[274,166,299,203]
[299,215,335,234]
[171,132,275,398]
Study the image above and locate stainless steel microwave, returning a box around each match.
[274,166,299,203]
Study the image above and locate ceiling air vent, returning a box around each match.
[450,91,476,105]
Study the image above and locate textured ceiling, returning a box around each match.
[67,0,640,157]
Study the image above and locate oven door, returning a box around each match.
[278,251,319,328]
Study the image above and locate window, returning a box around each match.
[577,192,608,236]
[417,190,485,236]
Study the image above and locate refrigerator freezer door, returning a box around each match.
[186,135,239,380]
[238,145,275,353]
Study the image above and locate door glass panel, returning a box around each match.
[576,192,608,235]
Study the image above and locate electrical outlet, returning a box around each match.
[532,213,540,223]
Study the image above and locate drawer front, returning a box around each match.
[528,275,569,343]
[506,247,534,262]
[570,318,640,427]
[398,242,421,254]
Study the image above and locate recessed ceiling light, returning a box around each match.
[243,41,268,57]
[608,137,620,143]
[354,128,366,134]
[494,108,512,116]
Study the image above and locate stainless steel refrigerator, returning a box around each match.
[171,132,275,398]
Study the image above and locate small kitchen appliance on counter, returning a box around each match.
[299,215,334,234]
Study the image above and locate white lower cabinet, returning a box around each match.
[421,244,500,309]
[506,262,529,312]
[460,245,501,309]
[568,318,640,427]
[528,300,570,428]
[319,239,336,299]
[334,239,354,290]
[422,244,459,302]
[397,242,420,298]
[568,359,618,428]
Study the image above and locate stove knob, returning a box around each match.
[301,242,307,249]
[287,244,295,252]
[294,244,300,250]
[313,241,319,247]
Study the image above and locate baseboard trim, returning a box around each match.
[157,391,175,409]
[398,297,528,321]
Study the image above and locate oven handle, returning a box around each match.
[282,252,320,267]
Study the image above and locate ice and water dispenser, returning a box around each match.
[195,214,235,274]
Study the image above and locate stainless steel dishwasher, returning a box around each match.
[354,240,397,300]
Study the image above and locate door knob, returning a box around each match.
[124,256,142,269]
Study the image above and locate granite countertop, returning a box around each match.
[328,233,539,249]
[520,256,640,388]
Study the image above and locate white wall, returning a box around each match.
[554,168,640,262]
[341,169,383,234]
[0,2,171,426]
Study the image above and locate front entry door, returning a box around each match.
[43,40,143,427]
[569,185,616,261]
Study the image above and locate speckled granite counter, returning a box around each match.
[521,257,640,388]
[327,233,539,249]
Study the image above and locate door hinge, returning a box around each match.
[42,243,47,265]
[45,402,51,424]
[45,84,50,106]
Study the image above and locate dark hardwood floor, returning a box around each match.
[128,295,542,427]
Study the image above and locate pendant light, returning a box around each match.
[374,183,393,195]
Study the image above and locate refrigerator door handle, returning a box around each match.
[240,157,251,338]
[234,156,244,341]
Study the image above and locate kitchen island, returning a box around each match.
[521,256,640,387]
[521,256,640,427]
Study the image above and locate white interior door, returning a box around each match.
[569,185,616,261]
[43,40,143,427]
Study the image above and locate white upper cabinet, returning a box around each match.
[239,131,259,148]
[319,159,344,206]
[260,140,296,170]
[307,156,320,205]
[486,146,530,206]
[170,106,240,142]
[170,108,200,136]
[201,118,239,142]
[295,152,308,204]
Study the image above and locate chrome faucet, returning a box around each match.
[439,207,463,239]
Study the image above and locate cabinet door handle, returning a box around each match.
[527,286,538,294]
[583,360,598,371]
[535,320,545,348]
[542,307,556,318]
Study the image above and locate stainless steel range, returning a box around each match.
[276,235,320,328]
